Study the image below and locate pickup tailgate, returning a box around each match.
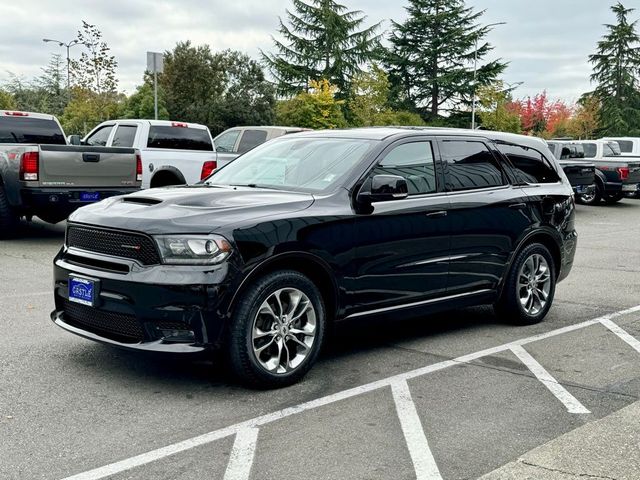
[558,161,595,187]
[39,145,138,187]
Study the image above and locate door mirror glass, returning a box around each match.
[68,135,81,146]
[359,174,409,202]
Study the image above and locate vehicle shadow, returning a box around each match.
[60,305,505,390]
[10,219,66,240]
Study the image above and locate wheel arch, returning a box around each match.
[498,230,562,298]
[149,166,186,188]
[228,252,339,322]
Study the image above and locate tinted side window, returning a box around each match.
[617,140,633,153]
[497,144,559,184]
[215,130,241,153]
[583,143,597,158]
[111,125,137,147]
[86,126,114,146]
[441,140,504,191]
[372,141,437,195]
[0,117,66,145]
[147,126,213,151]
[237,130,268,154]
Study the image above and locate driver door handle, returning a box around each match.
[426,210,448,218]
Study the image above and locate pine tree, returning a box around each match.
[589,2,640,136]
[262,0,382,96]
[385,0,506,120]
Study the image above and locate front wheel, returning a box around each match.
[496,243,556,325]
[227,270,326,388]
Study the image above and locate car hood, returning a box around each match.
[68,185,316,234]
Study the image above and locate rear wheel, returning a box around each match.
[0,183,18,238]
[603,192,624,204]
[496,243,556,325]
[577,182,601,205]
[227,270,326,388]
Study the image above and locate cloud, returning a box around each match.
[0,0,624,103]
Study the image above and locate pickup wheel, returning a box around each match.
[495,243,556,326]
[226,270,326,389]
[0,183,18,238]
[577,182,602,205]
[603,192,624,204]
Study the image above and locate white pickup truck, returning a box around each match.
[76,120,217,188]
[601,137,640,156]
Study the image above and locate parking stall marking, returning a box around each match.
[600,318,640,354]
[510,345,590,414]
[59,304,640,480]
[391,380,443,480]
[223,427,259,480]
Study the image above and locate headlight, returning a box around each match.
[154,234,232,265]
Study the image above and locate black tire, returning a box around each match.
[603,192,624,204]
[495,243,556,326]
[0,183,18,238]
[577,182,602,205]
[227,270,326,388]
[36,213,67,224]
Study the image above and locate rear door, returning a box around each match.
[352,137,451,314]
[440,137,533,295]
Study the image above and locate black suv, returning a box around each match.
[52,128,577,387]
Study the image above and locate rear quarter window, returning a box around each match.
[497,144,559,184]
[616,140,633,153]
[147,126,213,151]
[0,117,66,145]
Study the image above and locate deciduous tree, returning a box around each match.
[276,79,347,129]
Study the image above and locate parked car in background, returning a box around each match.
[52,127,576,387]
[0,110,141,237]
[544,141,596,198]
[213,126,309,167]
[601,137,640,156]
[77,120,217,189]
[547,140,640,204]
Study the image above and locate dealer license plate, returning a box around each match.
[68,276,98,307]
[80,192,100,202]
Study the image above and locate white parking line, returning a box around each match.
[510,345,590,414]
[391,380,443,480]
[223,427,259,480]
[600,318,640,354]
[59,304,640,480]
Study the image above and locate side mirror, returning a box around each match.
[358,174,409,203]
[68,135,82,146]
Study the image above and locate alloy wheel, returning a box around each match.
[251,288,317,374]
[517,253,552,316]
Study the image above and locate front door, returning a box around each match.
[352,138,451,315]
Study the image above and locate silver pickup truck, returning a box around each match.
[0,111,141,236]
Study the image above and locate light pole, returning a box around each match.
[42,38,82,93]
[471,22,506,130]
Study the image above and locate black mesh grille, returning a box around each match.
[62,299,144,344]
[67,225,160,265]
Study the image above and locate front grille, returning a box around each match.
[67,225,161,265]
[62,299,144,344]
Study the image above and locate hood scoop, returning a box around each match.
[121,197,163,206]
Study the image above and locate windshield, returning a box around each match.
[206,136,376,193]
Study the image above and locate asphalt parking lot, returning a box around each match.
[3,200,640,480]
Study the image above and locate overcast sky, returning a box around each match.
[0,0,626,103]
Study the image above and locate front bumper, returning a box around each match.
[51,247,232,353]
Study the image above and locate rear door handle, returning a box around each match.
[509,202,527,210]
[426,210,448,218]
